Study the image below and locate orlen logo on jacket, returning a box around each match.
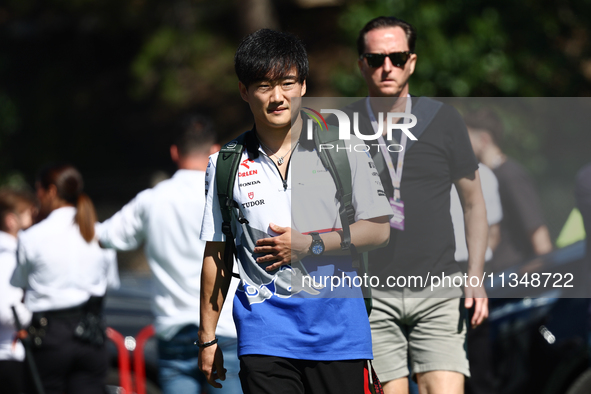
[239,158,258,177]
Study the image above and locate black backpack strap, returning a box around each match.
[312,124,358,265]
[312,123,373,315]
[216,133,249,278]
[405,97,443,151]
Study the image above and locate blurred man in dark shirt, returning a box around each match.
[465,109,552,273]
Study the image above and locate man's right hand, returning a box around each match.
[198,344,227,388]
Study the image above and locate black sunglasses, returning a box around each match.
[360,52,413,68]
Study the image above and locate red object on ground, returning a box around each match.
[134,324,156,394]
[106,327,133,394]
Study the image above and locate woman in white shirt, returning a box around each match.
[10,164,119,394]
[0,188,35,394]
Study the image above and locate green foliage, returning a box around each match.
[0,92,19,138]
[0,92,19,181]
[0,172,28,190]
[1,0,590,216]
[333,0,591,193]
[336,0,591,97]
[131,27,236,106]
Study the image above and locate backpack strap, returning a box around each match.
[312,123,358,266]
[216,133,249,278]
[405,97,443,152]
[312,123,373,315]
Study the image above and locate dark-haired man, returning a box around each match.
[198,29,392,394]
[463,109,551,394]
[465,109,552,272]
[98,117,243,394]
[336,17,489,394]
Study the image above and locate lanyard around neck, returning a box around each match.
[366,96,412,200]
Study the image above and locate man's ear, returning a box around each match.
[300,80,307,97]
[480,131,493,148]
[170,145,179,163]
[47,184,58,199]
[239,82,250,103]
[407,53,417,76]
[357,58,365,73]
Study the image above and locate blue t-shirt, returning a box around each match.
[201,129,393,360]
[234,253,371,360]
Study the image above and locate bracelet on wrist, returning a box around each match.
[196,337,218,348]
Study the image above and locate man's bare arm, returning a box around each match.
[488,223,500,252]
[530,225,552,255]
[198,241,231,388]
[455,171,489,327]
[333,215,391,253]
[254,216,390,271]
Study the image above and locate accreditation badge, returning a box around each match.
[389,198,405,230]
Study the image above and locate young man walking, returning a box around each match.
[198,29,392,394]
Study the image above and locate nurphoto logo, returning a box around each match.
[302,107,418,152]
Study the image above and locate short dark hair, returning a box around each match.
[464,108,504,147]
[357,16,417,56]
[174,114,216,156]
[235,29,309,87]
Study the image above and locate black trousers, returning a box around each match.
[26,315,107,394]
[239,355,366,394]
[0,360,25,394]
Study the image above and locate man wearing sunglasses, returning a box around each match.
[336,16,490,394]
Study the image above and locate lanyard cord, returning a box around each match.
[366,96,412,200]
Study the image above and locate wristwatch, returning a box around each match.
[309,232,325,256]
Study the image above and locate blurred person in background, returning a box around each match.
[10,164,119,394]
[0,188,35,394]
[464,109,552,273]
[450,163,502,272]
[575,163,591,336]
[98,115,243,394]
[450,163,502,394]
[450,160,502,394]
[464,109,553,394]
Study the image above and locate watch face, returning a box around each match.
[311,243,324,255]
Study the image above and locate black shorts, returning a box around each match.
[239,355,366,394]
